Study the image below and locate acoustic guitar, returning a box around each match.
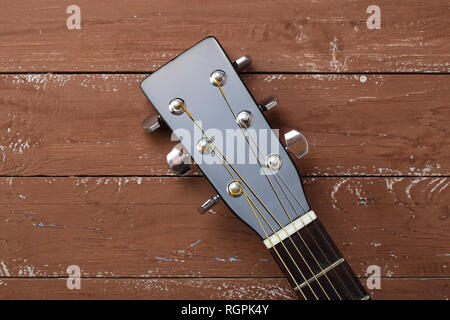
[140,37,370,300]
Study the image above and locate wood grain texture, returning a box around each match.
[0,0,448,300]
[0,278,448,300]
[0,177,448,279]
[0,0,449,72]
[0,74,448,176]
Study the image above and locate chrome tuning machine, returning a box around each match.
[142,114,163,132]
[166,144,192,176]
[284,130,308,159]
[258,95,278,112]
[233,55,252,71]
[198,195,221,214]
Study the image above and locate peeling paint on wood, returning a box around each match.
[0,0,448,72]
[0,0,448,300]
[0,74,448,176]
[0,177,448,281]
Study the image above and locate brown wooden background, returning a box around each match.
[0,0,449,300]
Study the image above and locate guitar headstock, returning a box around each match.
[140,37,309,239]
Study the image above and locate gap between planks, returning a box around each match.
[1,276,449,280]
[0,175,449,178]
[0,72,450,75]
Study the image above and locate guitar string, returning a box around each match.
[215,81,341,298]
[269,171,352,298]
[275,173,366,299]
[216,80,359,299]
[273,175,364,299]
[214,151,319,299]
[180,96,361,299]
[178,102,313,299]
[215,150,313,299]
[215,80,341,299]
[178,101,317,299]
[311,222,365,299]
[222,151,311,299]
[215,79,364,299]
[241,186,309,299]
[188,86,326,300]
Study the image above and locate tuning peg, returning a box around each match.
[258,95,278,112]
[284,130,309,159]
[233,55,252,71]
[198,195,220,214]
[166,143,192,176]
[142,114,162,132]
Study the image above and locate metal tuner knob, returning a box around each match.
[142,114,162,132]
[166,143,192,176]
[258,95,278,112]
[284,130,309,159]
[198,195,220,214]
[233,55,252,71]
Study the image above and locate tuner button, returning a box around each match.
[236,110,254,128]
[259,95,278,112]
[142,114,162,132]
[284,130,309,159]
[166,144,192,177]
[233,55,252,71]
[198,195,220,214]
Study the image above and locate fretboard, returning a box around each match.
[265,210,370,300]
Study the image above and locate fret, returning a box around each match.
[267,216,370,300]
[294,258,345,291]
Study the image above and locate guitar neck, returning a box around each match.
[264,210,369,300]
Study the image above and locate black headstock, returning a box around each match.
[140,37,309,239]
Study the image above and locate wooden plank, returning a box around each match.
[0,278,296,300]
[0,177,448,278]
[1,74,449,176]
[0,0,448,72]
[0,278,448,300]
